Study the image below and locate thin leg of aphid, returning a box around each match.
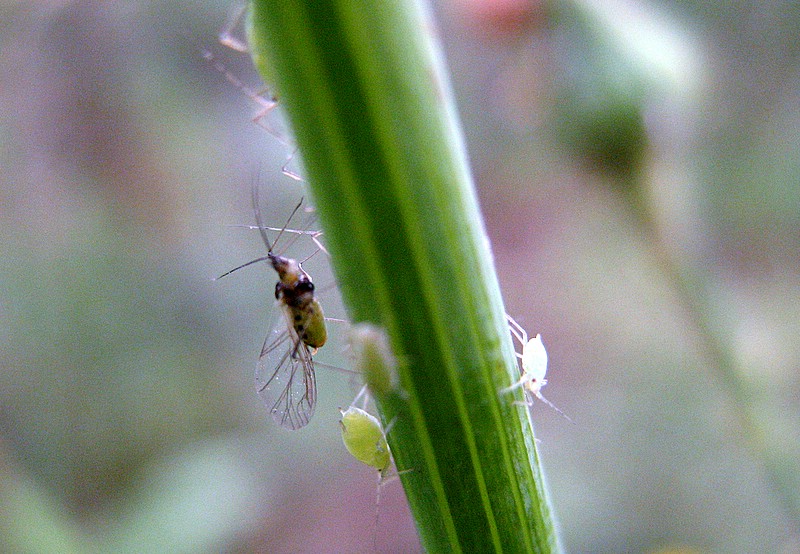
[270,228,325,256]
[503,313,536,392]
[299,248,323,265]
[373,471,384,553]
[251,213,327,256]
[251,99,291,142]
[352,384,370,410]
[249,188,328,261]
[251,181,305,252]
[213,9,307,181]
[281,147,304,182]
[201,45,297,145]
[218,2,249,52]
[206,47,301,179]
[201,49,282,132]
[373,462,413,552]
[227,225,328,256]
[506,313,528,348]
[500,377,530,395]
[308,232,329,256]
[279,210,322,257]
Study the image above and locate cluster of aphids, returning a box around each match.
[214,174,407,548]
[214,183,569,431]
[210,3,569,546]
[208,3,570,427]
[207,7,407,514]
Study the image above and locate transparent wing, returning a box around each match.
[255,306,317,430]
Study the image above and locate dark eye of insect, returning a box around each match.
[297,281,314,293]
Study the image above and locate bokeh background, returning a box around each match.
[2,0,799,552]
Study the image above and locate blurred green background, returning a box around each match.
[1,1,798,552]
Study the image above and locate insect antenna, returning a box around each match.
[251,180,304,254]
[215,183,308,280]
[213,255,272,280]
[533,391,574,424]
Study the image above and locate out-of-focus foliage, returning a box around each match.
[0,0,798,552]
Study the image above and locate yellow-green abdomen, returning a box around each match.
[292,298,327,349]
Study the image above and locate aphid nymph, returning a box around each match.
[502,315,572,422]
[339,386,403,551]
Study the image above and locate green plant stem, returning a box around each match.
[247,0,562,551]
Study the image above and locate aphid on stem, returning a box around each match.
[340,386,407,552]
[349,323,399,400]
[501,315,573,423]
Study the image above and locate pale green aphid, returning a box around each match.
[340,403,392,474]
[342,324,402,470]
[216,184,327,430]
[339,386,401,551]
[348,323,398,399]
[502,315,572,422]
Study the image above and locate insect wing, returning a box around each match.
[255,306,317,430]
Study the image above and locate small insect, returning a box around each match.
[501,315,572,422]
[339,386,403,551]
[216,183,327,430]
[340,388,392,477]
[348,323,399,400]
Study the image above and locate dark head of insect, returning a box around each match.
[273,255,327,350]
[270,253,314,305]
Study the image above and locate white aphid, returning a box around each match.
[502,315,572,422]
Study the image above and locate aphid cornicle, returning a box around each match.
[216,183,327,430]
